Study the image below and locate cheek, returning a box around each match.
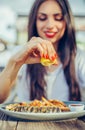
[57,22,66,40]
[36,22,42,34]
[36,20,46,31]
[59,22,66,37]
[58,21,66,31]
[36,20,42,29]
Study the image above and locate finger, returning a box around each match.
[36,37,48,58]
[25,56,40,64]
[26,40,44,57]
[43,40,56,61]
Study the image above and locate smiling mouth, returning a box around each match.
[45,32,56,38]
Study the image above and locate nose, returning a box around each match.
[46,18,55,29]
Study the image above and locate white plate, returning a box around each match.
[0,101,85,121]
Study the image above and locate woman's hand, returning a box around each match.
[11,37,57,66]
[0,36,58,103]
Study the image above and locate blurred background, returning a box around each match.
[0,0,85,102]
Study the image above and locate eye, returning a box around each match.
[37,14,47,21]
[38,17,46,21]
[54,14,64,21]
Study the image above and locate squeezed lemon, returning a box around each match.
[40,58,57,66]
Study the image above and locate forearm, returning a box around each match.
[0,58,21,103]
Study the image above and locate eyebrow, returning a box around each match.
[37,12,63,15]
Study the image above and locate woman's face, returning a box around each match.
[36,0,66,47]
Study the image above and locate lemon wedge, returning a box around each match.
[40,58,58,66]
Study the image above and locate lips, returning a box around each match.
[44,32,56,38]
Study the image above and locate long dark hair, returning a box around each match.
[27,0,81,101]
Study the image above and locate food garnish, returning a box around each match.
[40,58,58,66]
[6,97,70,113]
[40,54,59,66]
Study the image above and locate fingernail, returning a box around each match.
[51,56,56,61]
[54,53,58,58]
[46,54,49,59]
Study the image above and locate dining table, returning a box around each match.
[0,109,85,130]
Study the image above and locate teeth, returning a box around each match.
[46,32,55,35]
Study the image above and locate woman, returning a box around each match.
[0,0,85,103]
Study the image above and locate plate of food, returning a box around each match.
[0,97,85,121]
